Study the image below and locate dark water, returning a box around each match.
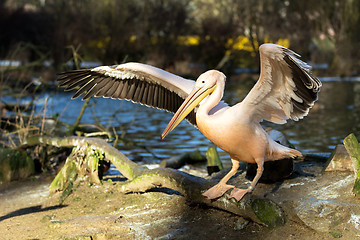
[4,77,360,167]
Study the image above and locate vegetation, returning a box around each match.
[0,0,359,76]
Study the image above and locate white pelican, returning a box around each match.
[58,43,321,201]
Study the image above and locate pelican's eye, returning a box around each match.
[202,80,205,84]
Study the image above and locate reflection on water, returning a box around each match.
[274,80,360,154]
[3,77,360,166]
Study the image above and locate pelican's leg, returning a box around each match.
[229,158,264,201]
[202,159,239,200]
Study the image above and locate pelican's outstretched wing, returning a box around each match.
[241,43,322,124]
[57,62,197,125]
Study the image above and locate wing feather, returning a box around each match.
[63,75,92,90]
[113,80,124,98]
[73,77,97,99]
[118,80,129,99]
[57,62,197,125]
[241,43,321,124]
[105,80,120,98]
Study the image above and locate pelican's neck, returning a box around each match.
[198,82,224,116]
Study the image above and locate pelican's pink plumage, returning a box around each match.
[58,43,321,201]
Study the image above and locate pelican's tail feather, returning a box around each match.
[268,139,302,160]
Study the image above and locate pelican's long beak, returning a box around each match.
[161,84,216,140]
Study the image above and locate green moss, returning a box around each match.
[59,179,75,204]
[343,133,360,196]
[50,144,107,203]
[87,147,105,182]
[50,159,78,193]
[353,178,360,196]
[343,134,360,170]
[0,148,34,182]
[251,198,285,228]
[330,229,343,238]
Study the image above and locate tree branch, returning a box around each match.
[22,135,285,227]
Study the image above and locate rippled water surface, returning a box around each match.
[5,77,360,167]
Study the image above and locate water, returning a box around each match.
[3,77,360,167]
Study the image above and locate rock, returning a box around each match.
[324,144,353,172]
[0,148,34,182]
[271,171,360,238]
[293,197,356,233]
[246,158,293,183]
[250,198,285,228]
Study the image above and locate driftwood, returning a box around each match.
[160,150,206,169]
[22,135,285,227]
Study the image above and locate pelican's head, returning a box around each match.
[161,70,226,140]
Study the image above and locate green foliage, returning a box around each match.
[1,0,359,73]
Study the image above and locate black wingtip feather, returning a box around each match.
[283,53,322,118]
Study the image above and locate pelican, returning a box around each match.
[57,43,321,201]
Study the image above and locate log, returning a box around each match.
[160,150,206,169]
[22,135,285,227]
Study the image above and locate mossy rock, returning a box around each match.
[251,198,286,228]
[343,133,360,196]
[0,148,34,182]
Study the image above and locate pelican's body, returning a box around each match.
[58,44,321,201]
[195,71,299,164]
[198,103,294,163]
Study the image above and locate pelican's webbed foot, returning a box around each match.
[229,186,253,201]
[202,183,235,200]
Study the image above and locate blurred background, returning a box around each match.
[1,0,360,173]
[1,0,359,80]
